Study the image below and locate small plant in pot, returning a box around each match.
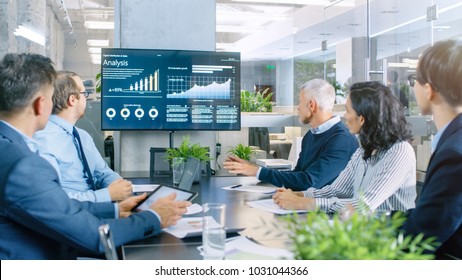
[165,135,212,181]
[227,144,255,161]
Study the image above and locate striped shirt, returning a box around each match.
[302,141,416,213]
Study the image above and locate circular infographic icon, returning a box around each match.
[106,108,116,118]
[149,108,158,118]
[120,108,130,118]
[135,108,144,118]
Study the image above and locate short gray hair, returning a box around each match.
[299,79,335,112]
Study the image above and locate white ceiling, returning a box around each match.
[59,0,462,64]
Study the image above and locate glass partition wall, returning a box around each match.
[238,0,462,161]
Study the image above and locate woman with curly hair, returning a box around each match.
[273,81,417,213]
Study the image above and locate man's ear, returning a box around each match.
[32,96,44,116]
[309,99,317,112]
[68,94,77,106]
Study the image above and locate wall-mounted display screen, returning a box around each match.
[100,48,241,131]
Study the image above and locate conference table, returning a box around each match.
[122,175,292,260]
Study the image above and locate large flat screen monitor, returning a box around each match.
[100,48,241,131]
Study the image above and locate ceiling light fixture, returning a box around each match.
[84,21,114,29]
[231,0,354,7]
[87,39,109,47]
[13,25,45,46]
[217,25,263,33]
[216,11,288,21]
[216,43,238,51]
[88,47,102,54]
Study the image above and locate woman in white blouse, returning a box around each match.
[273,81,416,213]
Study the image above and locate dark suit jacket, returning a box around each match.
[403,114,462,259]
[0,122,160,259]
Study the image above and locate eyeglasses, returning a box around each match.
[79,91,90,98]
[408,74,419,87]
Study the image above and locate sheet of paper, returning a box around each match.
[163,217,204,238]
[133,184,159,193]
[197,236,293,260]
[164,217,245,238]
[185,203,203,215]
[222,185,278,194]
[163,217,221,238]
[247,199,309,215]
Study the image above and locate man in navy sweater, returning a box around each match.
[224,79,358,191]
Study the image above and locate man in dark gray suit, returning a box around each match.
[0,53,190,259]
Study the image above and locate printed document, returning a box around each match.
[247,199,309,215]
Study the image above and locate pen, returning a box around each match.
[229,184,242,189]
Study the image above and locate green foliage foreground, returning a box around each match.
[284,211,438,260]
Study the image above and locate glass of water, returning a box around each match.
[202,203,226,260]
[172,157,184,185]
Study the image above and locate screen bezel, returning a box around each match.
[131,185,197,212]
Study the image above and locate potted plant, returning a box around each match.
[165,135,212,181]
[240,88,274,112]
[227,143,255,161]
[284,210,438,260]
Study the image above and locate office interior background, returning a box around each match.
[1,0,461,178]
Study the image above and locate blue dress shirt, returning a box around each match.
[34,115,121,202]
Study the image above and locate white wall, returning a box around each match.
[113,0,217,174]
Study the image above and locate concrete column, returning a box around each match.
[15,0,46,55]
[0,0,18,57]
[112,0,216,174]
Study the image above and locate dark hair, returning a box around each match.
[349,81,412,160]
[52,71,80,114]
[417,40,462,106]
[0,53,56,115]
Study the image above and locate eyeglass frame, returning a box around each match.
[79,90,90,98]
[408,73,423,87]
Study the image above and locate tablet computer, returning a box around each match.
[132,185,197,212]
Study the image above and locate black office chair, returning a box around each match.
[98,224,118,260]
[149,147,172,178]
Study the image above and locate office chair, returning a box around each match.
[149,147,172,178]
[98,224,118,260]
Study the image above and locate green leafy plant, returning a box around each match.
[240,88,274,112]
[227,144,255,161]
[165,135,212,163]
[284,211,438,260]
[95,72,101,94]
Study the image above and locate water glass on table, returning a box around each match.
[172,157,184,185]
[202,203,226,260]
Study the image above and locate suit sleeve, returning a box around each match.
[3,155,160,254]
[402,145,462,250]
[259,132,356,191]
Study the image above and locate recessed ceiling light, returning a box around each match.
[13,25,45,46]
[88,47,102,54]
[84,21,114,29]
[87,39,109,47]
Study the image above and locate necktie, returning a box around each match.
[72,127,96,190]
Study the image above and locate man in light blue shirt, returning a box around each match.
[34,71,133,202]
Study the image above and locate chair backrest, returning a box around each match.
[98,224,118,260]
[149,147,171,178]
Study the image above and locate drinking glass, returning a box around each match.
[202,203,226,260]
[172,157,184,185]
